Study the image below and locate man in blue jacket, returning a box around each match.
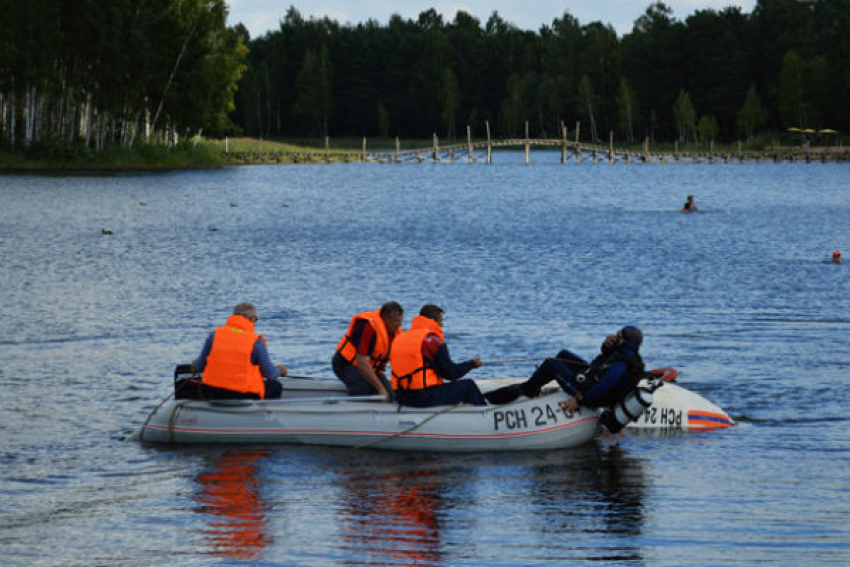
[485,326,646,435]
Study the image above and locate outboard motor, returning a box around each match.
[600,379,663,433]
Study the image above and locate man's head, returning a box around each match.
[233,302,258,322]
[617,326,643,348]
[419,304,445,327]
[380,301,404,333]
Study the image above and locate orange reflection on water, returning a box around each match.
[342,467,444,566]
[195,449,271,561]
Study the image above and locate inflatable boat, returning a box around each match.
[137,368,734,449]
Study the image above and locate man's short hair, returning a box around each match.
[233,302,258,320]
[380,301,403,317]
[419,304,445,321]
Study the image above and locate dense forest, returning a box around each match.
[0,0,246,152]
[233,0,850,145]
[1,0,848,153]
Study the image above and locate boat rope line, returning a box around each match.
[139,392,176,443]
[351,403,462,450]
[167,399,192,443]
[482,358,544,365]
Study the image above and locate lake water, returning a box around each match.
[1,154,848,565]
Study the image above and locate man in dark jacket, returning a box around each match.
[485,326,646,435]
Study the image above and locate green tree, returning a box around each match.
[737,83,768,141]
[697,115,719,143]
[616,77,638,141]
[293,44,333,137]
[442,67,460,139]
[577,75,598,141]
[777,49,808,128]
[672,88,697,143]
[376,101,390,138]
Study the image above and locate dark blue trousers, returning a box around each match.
[396,380,487,407]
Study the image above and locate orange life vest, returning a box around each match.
[202,314,267,398]
[335,309,399,374]
[390,315,445,391]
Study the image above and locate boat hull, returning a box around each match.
[139,389,600,451]
[279,377,736,431]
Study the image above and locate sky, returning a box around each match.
[227,1,758,39]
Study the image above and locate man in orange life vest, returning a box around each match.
[333,301,404,401]
[390,304,487,407]
[191,302,288,399]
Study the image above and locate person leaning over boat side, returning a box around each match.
[190,302,288,399]
[333,301,404,402]
[390,304,487,407]
[486,327,646,435]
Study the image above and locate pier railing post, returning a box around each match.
[362,137,367,162]
[486,121,492,164]
[561,121,567,164]
[433,133,439,163]
[525,121,530,164]
[395,136,400,164]
[467,125,473,163]
[325,136,330,163]
[575,121,581,163]
[609,130,614,164]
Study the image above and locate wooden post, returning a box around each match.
[395,136,400,164]
[449,148,454,163]
[561,121,567,164]
[675,140,680,162]
[486,121,492,164]
[524,121,530,164]
[225,136,229,154]
[575,121,581,163]
[324,136,330,163]
[609,130,614,164]
[643,137,649,163]
[710,140,715,162]
[433,133,439,162]
[362,137,367,162]
[467,125,473,163]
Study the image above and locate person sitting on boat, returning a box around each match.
[390,304,487,407]
[190,302,288,399]
[486,327,647,435]
[333,301,404,402]
[681,195,698,213]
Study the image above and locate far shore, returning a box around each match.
[0,135,845,172]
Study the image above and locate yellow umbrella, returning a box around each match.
[819,128,838,134]
[787,127,801,132]
[803,128,816,133]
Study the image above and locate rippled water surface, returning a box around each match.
[1,156,849,565]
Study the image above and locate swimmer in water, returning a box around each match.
[681,195,698,213]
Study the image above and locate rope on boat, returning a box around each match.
[482,358,543,365]
[351,402,462,450]
[139,392,175,443]
[166,400,192,444]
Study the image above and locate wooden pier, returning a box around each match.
[225,122,849,165]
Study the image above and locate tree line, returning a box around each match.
[1,0,847,153]
[233,0,850,145]
[0,0,246,151]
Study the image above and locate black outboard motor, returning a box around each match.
[174,364,204,399]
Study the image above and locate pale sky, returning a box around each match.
[227,1,758,39]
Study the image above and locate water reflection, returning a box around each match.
[194,449,271,561]
[326,444,647,566]
[527,444,647,561]
[338,459,446,567]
